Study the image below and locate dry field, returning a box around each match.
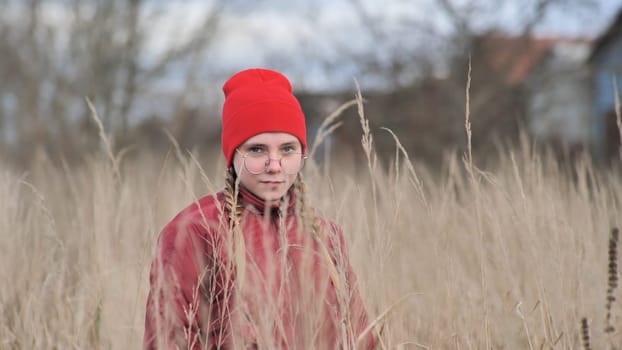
[1,103,621,349]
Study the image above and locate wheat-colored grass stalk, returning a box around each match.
[308,98,358,160]
[605,228,619,340]
[380,127,428,210]
[462,54,491,350]
[514,302,535,350]
[581,317,592,350]
[355,80,377,179]
[613,76,621,162]
[355,292,420,348]
[464,54,473,175]
[85,97,121,181]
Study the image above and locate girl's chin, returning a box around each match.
[256,188,288,201]
[259,192,286,202]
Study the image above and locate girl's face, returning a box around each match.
[232,132,304,203]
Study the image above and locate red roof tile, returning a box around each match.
[479,34,590,84]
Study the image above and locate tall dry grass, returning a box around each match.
[1,97,621,349]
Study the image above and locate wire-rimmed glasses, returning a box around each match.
[236,149,307,175]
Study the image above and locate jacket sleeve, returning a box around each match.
[327,222,376,350]
[144,219,227,350]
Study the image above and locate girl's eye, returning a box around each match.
[282,145,295,153]
[248,146,264,154]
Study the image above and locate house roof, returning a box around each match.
[588,9,622,63]
[479,34,590,84]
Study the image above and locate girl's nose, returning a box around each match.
[265,157,282,173]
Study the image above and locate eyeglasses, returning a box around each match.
[236,149,307,175]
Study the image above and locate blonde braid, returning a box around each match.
[223,167,247,290]
[294,174,342,296]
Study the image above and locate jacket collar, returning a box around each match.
[238,185,296,216]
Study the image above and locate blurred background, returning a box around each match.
[2,3,622,348]
[1,0,621,169]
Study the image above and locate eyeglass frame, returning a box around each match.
[235,148,308,175]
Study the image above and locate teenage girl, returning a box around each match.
[144,68,374,349]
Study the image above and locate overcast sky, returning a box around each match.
[203,0,621,89]
[0,0,619,135]
[4,0,620,98]
[16,0,621,83]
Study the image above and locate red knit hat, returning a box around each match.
[221,68,307,166]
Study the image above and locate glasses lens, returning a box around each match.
[241,153,305,175]
[281,154,304,175]
[243,154,268,174]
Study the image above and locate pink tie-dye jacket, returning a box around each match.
[144,187,375,349]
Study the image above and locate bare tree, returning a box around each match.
[340,0,598,85]
[337,0,598,161]
[0,0,225,161]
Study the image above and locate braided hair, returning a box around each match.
[223,166,246,290]
[223,167,342,296]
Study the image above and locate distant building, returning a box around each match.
[478,34,592,156]
[524,39,592,153]
[296,32,614,168]
[587,9,622,164]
